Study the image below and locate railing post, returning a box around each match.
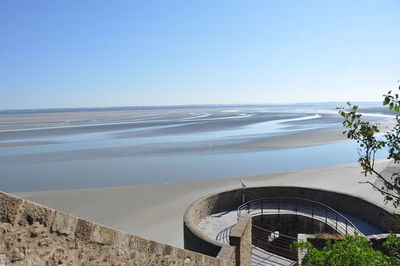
[325,208,328,223]
[325,208,328,232]
[278,199,281,216]
[310,203,314,231]
[335,213,338,233]
[311,204,314,219]
[261,201,263,216]
[273,235,276,255]
[241,180,247,205]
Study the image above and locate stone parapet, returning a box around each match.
[216,246,236,266]
[0,191,223,265]
[229,215,252,266]
[184,186,400,265]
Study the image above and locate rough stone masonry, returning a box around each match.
[0,191,222,265]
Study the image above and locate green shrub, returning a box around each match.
[292,233,400,266]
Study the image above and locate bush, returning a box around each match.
[292,233,400,265]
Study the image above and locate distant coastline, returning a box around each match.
[0,101,382,114]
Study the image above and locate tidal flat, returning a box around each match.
[0,104,392,192]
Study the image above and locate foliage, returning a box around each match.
[338,84,400,207]
[292,233,400,266]
[383,232,400,259]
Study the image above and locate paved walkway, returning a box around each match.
[252,246,296,266]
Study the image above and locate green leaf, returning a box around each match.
[384,97,390,105]
[339,85,400,208]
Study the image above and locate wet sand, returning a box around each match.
[0,127,347,165]
[1,107,395,193]
[0,141,57,148]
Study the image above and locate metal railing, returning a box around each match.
[215,224,298,265]
[252,224,298,261]
[237,197,361,236]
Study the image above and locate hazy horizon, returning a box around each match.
[0,101,384,113]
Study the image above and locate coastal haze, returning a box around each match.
[0,103,392,193]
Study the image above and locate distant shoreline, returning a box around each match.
[0,101,382,114]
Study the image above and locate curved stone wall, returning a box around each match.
[183,189,243,256]
[183,186,400,257]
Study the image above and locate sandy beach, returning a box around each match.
[18,160,395,249]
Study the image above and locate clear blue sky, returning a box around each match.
[1,1,399,109]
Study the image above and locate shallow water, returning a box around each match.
[0,104,389,192]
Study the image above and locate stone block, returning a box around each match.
[90,225,115,245]
[175,247,187,260]
[113,230,129,248]
[230,214,251,239]
[163,244,173,256]
[193,252,205,263]
[114,231,129,256]
[216,246,235,265]
[51,211,78,236]
[0,192,24,224]
[75,219,95,241]
[148,240,163,257]
[202,255,219,265]
[18,200,55,227]
[229,215,251,266]
[128,235,138,249]
[133,237,148,253]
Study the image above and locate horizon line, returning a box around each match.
[0,101,383,114]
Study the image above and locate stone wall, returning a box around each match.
[183,200,252,266]
[183,186,400,264]
[216,246,236,266]
[183,189,242,256]
[241,187,400,232]
[229,215,252,266]
[0,191,224,265]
